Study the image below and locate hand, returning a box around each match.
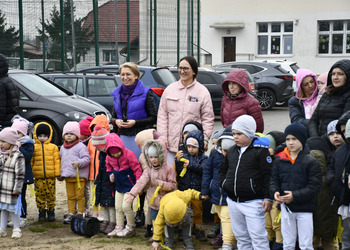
[201,194,210,200]
[110,174,115,183]
[348,174,350,189]
[183,160,189,168]
[16,141,21,147]
[262,200,272,213]
[72,161,79,168]
[164,140,169,149]
[157,180,164,187]
[176,150,184,161]
[124,193,135,203]
[13,190,20,195]
[57,176,64,181]
[152,241,160,250]
[204,140,208,152]
[119,120,136,128]
[274,192,283,203]
[280,191,293,204]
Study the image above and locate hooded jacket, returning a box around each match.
[105,133,142,193]
[0,54,19,128]
[175,130,208,191]
[31,122,61,179]
[220,69,264,132]
[135,128,159,170]
[309,59,350,137]
[87,115,110,180]
[288,69,318,128]
[157,79,214,152]
[129,140,177,210]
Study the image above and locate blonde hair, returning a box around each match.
[119,62,140,79]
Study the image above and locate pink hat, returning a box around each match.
[91,125,109,149]
[79,116,94,136]
[62,121,81,138]
[317,72,328,85]
[11,119,29,136]
[0,127,18,145]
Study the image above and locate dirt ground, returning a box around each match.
[1,181,217,250]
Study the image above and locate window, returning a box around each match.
[103,50,117,62]
[318,20,350,54]
[257,22,293,55]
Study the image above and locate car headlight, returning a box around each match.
[64,111,89,121]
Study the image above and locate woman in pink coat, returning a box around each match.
[157,56,215,166]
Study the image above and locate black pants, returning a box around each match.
[21,183,28,218]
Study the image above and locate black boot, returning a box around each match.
[144,224,153,238]
[38,209,46,222]
[47,208,55,222]
[135,210,145,227]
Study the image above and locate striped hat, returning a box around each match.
[91,125,109,149]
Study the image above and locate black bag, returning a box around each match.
[71,214,100,237]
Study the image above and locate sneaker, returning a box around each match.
[219,243,235,250]
[11,228,22,239]
[194,228,207,242]
[210,233,223,246]
[7,220,13,227]
[63,213,73,224]
[19,218,29,227]
[104,222,116,234]
[135,210,145,227]
[0,228,7,237]
[207,224,220,238]
[183,240,195,250]
[107,225,124,237]
[116,224,136,237]
[164,237,174,249]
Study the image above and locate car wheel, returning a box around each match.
[34,120,61,146]
[257,89,276,111]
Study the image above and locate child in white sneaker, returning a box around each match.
[0,128,25,238]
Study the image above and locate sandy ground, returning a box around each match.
[1,181,216,250]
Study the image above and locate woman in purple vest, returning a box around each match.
[111,62,157,159]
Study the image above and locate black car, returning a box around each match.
[9,70,111,145]
[41,72,121,113]
[212,61,294,110]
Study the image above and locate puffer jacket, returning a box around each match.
[157,79,214,152]
[60,140,90,180]
[87,115,110,180]
[270,145,322,212]
[19,139,34,184]
[94,151,114,207]
[220,136,272,202]
[31,122,61,179]
[288,69,318,129]
[105,133,142,193]
[309,59,350,137]
[129,140,177,210]
[175,130,208,191]
[0,54,19,128]
[220,69,264,132]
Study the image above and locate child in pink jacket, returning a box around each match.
[125,140,177,239]
[105,133,142,237]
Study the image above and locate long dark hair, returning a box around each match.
[179,56,198,79]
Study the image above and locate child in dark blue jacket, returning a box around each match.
[202,126,237,250]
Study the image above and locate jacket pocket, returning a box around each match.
[166,96,179,112]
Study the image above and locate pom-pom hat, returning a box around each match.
[91,125,109,149]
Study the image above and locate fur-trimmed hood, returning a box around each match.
[143,139,167,168]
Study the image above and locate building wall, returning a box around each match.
[200,0,350,74]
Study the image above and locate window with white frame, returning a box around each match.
[257,22,293,55]
[103,50,117,62]
[318,20,350,54]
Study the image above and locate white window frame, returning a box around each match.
[318,20,350,55]
[257,22,293,56]
[103,50,116,62]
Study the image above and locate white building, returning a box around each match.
[200,0,350,74]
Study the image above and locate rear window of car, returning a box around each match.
[275,65,289,74]
[290,63,299,74]
[151,68,177,86]
[87,78,117,96]
[52,77,84,95]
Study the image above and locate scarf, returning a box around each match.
[18,135,34,145]
[120,80,138,112]
[63,139,80,149]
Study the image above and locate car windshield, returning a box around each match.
[10,73,68,96]
[152,68,177,86]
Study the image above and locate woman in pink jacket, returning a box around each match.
[157,56,215,166]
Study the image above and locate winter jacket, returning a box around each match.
[111,79,157,136]
[270,145,322,212]
[129,140,177,210]
[19,139,34,184]
[220,136,272,202]
[60,141,90,180]
[157,79,215,152]
[0,54,19,128]
[175,130,208,191]
[105,133,142,193]
[31,122,61,179]
[153,189,201,242]
[0,148,25,205]
[220,70,264,132]
[87,115,111,180]
[94,151,115,207]
[309,59,350,137]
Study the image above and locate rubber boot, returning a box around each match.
[38,209,46,222]
[47,208,55,222]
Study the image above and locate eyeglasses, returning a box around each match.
[178,66,190,72]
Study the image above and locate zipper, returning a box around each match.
[234,150,242,197]
[128,175,135,186]
[42,143,47,179]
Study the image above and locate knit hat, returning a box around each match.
[108,147,120,155]
[317,72,328,85]
[11,116,31,136]
[284,122,307,146]
[231,115,256,140]
[327,120,338,135]
[345,119,350,139]
[183,124,198,135]
[62,121,80,138]
[79,116,94,136]
[265,134,276,150]
[146,145,158,157]
[212,128,225,140]
[221,138,235,150]
[164,198,187,224]
[0,127,18,145]
[36,123,50,137]
[186,137,199,148]
[91,125,109,149]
